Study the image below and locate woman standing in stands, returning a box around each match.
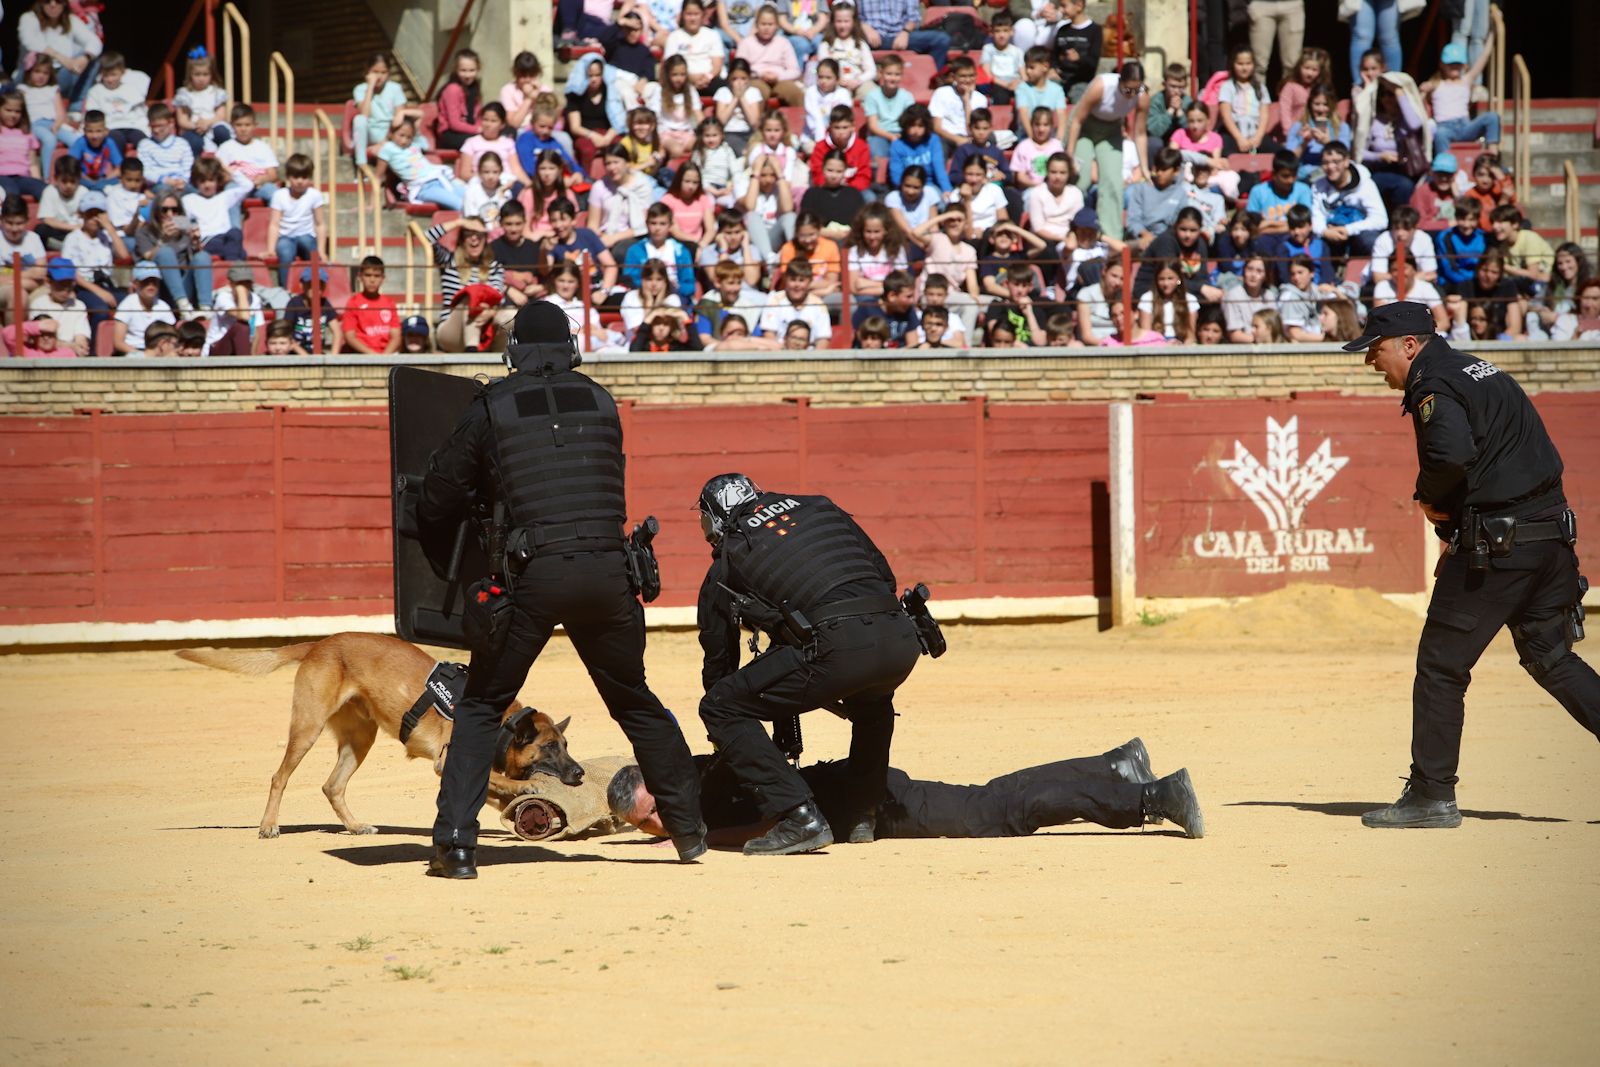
[434,49,484,153]
[1065,62,1150,241]
[18,0,103,106]
[427,216,507,351]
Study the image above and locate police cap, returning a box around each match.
[1340,301,1437,352]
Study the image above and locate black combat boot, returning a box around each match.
[673,823,709,861]
[1142,768,1205,839]
[1106,737,1157,784]
[1361,779,1461,829]
[743,800,834,856]
[426,844,478,879]
[843,810,876,844]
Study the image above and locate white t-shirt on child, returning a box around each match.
[216,137,281,183]
[270,186,327,238]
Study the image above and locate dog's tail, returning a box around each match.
[175,642,317,676]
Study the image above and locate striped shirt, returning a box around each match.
[427,223,506,324]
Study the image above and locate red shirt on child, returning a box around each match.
[341,292,400,352]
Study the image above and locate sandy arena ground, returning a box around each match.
[2,587,1597,1065]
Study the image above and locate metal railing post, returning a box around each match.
[358,164,383,256]
[1563,161,1580,243]
[220,2,252,104]
[1511,54,1530,206]
[313,109,339,252]
[1120,244,1135,340]
[582,254,594,352]
[268,51,295,157]
[309,250,323,355]
[1488,6,1505,120]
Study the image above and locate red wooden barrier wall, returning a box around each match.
[0,400,1111,626]
[5,393,1595,628]
[1135,393,1600,598]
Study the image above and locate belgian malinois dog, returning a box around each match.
[177,633,584,838]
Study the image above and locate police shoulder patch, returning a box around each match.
[1418,394,1435,423]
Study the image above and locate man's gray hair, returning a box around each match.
[606,764,646,820]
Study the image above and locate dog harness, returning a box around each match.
[399,661,470,743]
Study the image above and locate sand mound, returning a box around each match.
[1145,583,1422,643]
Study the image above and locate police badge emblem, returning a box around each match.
[1419,394,1435,424]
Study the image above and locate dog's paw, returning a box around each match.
[259,826,281,839]
[346,824,378,835]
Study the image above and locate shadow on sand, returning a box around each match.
[1228,800,1569,823]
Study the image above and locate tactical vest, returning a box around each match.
[723,493,887,611]
[484,368,626,531]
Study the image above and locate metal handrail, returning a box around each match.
[1564,161,1580,243]
[268,51,295,158]
[220,2,252,104]
[1511,54,1531,205]
[313,109,339,252]
[406,222,435,318]
[354,160,368,258]
[358,163,383,257]
[1487,5,1505,122]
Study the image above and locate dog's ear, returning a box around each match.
[514,708,541,738]
[554,716,571,735]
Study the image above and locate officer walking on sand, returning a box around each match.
[1346,302,1599,829]
[416,302,706,877]
[694,473,925,855]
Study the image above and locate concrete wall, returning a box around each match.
[365,0,552,104]
[4,344,1599,416]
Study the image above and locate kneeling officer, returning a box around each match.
[418,302,705,877]
[695,473,925,855]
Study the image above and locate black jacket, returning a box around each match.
[1402,336,1564,523]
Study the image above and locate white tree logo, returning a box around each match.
[1217,416,1348,531]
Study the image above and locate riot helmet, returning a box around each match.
[504,301,582,374]
[697,473,762,544]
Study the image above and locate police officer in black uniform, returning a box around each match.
[695,473,924,855]
[417,302,705,877]
[1345,302,1599,829]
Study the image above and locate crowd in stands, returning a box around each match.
[2,0,1595,356]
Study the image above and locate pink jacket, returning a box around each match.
[737,35,801,83]
[436,82,481,137]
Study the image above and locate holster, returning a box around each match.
[624,517,662,603]
[462,578,513,655]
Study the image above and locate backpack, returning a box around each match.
[940,13,988,51]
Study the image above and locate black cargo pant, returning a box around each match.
[435,550,701,848]
[1411,539,1600,800]
[699,612,922,821]
[806,756,1145,838]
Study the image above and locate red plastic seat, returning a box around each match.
[94,319,116,356]
[987,103,1013,132]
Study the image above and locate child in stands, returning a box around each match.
[181,156,252,262]
[83,52,151,155]
[69,110,120,191]
[980,12,1025,106]
[341,255,402,355]
[174,51,231,152]
[139,104,194,192]
[216,105,281,206]
[376,118,466,211]
[18,52,72,181]
[351,52,422,162]
[0,90,46,200]
[265,154,327,287]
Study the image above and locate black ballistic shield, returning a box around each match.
[390,365,492,650]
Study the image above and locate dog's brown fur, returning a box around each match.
[176,632,583,838]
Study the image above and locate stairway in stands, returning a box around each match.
[1517,99,1600,245]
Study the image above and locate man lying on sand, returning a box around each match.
[605,738,1205,845]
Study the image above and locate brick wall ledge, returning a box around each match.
[4,341,1597,414]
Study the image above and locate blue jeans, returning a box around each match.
[56,57,100,106]
[275,233,319,286]
[0,174,46,198]
[904,29,950,72]
[867,134,894,162]
[1349,0,1401,81]
[33,117,74,180]
[1434,113,1500,155]
[151,245,214,308]
[1451,0,1490,83]
[414,176,464,211]
[788,34,818,65]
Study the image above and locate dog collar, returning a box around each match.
[493,706,536,775]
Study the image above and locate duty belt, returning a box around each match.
[1505,519,1568,543]
[528,520,624,550]
[811,593,904,623]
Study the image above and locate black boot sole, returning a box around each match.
[426,866,478,879]
[1361,809,1462,829]
[743,826,834,855]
